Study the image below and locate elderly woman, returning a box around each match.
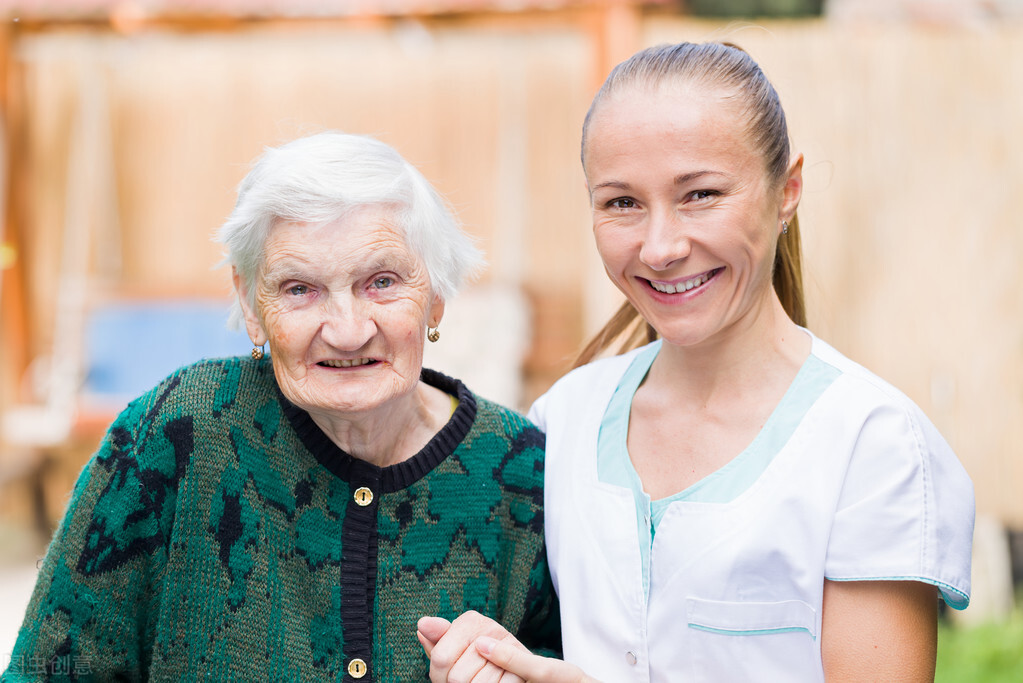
[5,132,559,681]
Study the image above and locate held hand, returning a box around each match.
[475,637,600,683]
[416,615,451,658]
[417,611,526,683]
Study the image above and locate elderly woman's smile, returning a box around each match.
[241,204,445,428]
[318,358,376,368]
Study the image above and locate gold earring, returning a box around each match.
[427,327,440,343]
[782,221,789,235]
[251,345,265,360]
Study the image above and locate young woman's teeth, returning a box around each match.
[321,358,374,368]
[651,272,710,294]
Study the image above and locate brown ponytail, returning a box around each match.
[774,212,806,328]
[573,301,655,369]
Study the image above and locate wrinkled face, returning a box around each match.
[583,84,800,349]
[237,205,444,420]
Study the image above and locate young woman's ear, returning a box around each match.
[779,153,804,226]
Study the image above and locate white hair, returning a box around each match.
[215,131,484,328]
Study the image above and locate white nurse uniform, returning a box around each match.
[529,331,973,682]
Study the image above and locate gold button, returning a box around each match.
[353,487,374,506]
[347,658,368,678]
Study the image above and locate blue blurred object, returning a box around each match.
[83,299,253,403]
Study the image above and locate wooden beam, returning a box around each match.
[0,21,31,412]
[582,0,644,95]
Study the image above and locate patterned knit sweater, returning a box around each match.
[4,357,559,682]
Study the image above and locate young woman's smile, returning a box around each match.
[644,267,722,299]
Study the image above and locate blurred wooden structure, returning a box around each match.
[0,0,651,531]
[0,2,1021,538]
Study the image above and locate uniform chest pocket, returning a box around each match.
[685,597,821,682]
[686,596,817,638]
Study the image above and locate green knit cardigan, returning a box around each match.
[4,357,559,682]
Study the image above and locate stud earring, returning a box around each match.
[782,221,789,235]
[427,327,440,343]
[251,345,265,360]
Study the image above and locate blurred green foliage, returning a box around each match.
[688,0,823,18]
[936,610,1023,683]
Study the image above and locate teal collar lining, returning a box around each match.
[596,340,840,595]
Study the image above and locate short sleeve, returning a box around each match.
[824,401,974,609]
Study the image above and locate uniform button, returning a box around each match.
[353,487,374,506]
[625,651,638,666]
[347,658,368,678]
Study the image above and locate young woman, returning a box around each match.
[420,42,974,682]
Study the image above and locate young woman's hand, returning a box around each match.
[418,612,525,683]
[417,611,600,683]
[474,636,600,683]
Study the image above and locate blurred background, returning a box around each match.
[0,0,1021,678]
